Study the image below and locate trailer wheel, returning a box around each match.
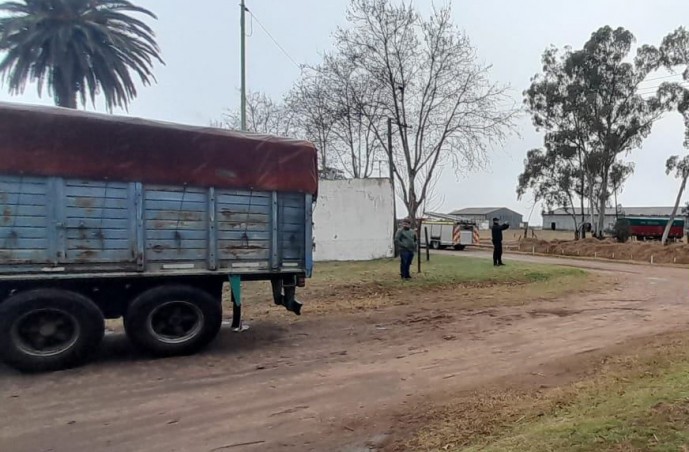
[453,244,466,251]
[124,285,222,357]
[0,289,104,373]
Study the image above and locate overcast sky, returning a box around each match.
[2,0,688,225]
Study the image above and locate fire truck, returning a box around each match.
[424,219,480,251]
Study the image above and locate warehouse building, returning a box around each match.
[542,206,679,231]
[448,207,523,229]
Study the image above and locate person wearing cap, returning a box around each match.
[394,218,417,279]
[491,217,509,266]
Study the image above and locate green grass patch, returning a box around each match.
[403,334,689,452]
[312,255,584,289]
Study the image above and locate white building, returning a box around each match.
[542,206,678,231]
[313,178,394,261]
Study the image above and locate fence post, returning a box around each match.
[424,226,430,262]
[417,221,422,274]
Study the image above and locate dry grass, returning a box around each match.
[235,255,591,319]
[516,238,689,265]
[479,228,576,243]
[394,332,689,452]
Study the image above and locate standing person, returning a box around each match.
[395,219,417,279]
[491,217,509,266]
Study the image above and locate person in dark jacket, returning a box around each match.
[491,217,509,266]
[394,219,417,279]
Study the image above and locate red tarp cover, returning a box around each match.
[0,102,319,196]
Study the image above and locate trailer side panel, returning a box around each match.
[0,175,309,276]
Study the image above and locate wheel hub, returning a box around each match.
[11,308,80,357]
[147,301,204,344]
[39,322,57,337]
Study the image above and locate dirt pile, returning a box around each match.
[516,238,689,265]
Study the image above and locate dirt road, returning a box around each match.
[1,253,688,452]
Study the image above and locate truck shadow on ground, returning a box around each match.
[0,320,291,377]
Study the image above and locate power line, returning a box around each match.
[638,81,689,94]
[246,8,302,70]
[642,73,684,83]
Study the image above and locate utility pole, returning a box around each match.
[240,0,247,131]
[388,118,397,257]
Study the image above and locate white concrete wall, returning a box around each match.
[313,178,394,261]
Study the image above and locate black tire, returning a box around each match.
[0,289,104,373]
[123,285,222,357]
[453,244,466,251]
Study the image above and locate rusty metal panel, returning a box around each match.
[270,192,279,270]
[279,193,306,264]
[144,185,209,268]
[305,194,313,277]
[0,102,318,196]
[62,179,135,265]
[216,189,272,266]
[0,171,314,277]
[0,175,51,265]
[208,187,218,271]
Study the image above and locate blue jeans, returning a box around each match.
[400,250,414,279]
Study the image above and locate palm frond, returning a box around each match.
[0,0,164,109]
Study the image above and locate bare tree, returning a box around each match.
[288,55,386,179]
[319,54,386,178]
[222,90,296,137]
[333,0,517,220]
[286,73,337,172]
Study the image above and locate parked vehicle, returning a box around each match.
[424,220,479,251]
[0,102,318,372]
[615,216,684,241]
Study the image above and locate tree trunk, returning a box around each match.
[597,196,606,238]
[54,79,77,109]
[662,173,688,245]
[588,183,595,236]
[579,189,586,240]
[596,170,610,239]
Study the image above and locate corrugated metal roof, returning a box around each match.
[544,206,678,217]
[450,207,521,216]
[424,211,474,222]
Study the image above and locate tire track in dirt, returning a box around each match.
[0,254,688,452]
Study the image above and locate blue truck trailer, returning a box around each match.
[0,103,318,372]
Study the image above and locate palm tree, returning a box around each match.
[0,0,163,110]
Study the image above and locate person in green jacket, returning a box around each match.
[395,219,417,279]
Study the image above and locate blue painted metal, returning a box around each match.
[52,177,67,263]
[134,182,145,270]
[229,275,241,306]
[0,174,313,277]
[270,191,279,269]
[144,185,209,267]
[207,187,217,271]
[45,177,59,265]
[127,183,138,264]
[63,179,134,265]
[305,194,313,278]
